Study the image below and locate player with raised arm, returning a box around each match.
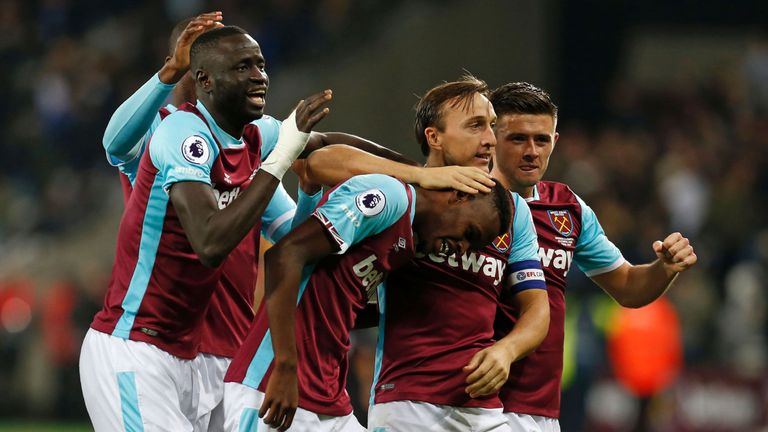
[487,82,697,431]
[79,25,332,431]
[305,76,549,432]
[223,175,514,432]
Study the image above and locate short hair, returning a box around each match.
[190,25,249,70]
[168,17,193,56]
[414,74,489,156]
[488,180,513,237]
[489,82,558,121]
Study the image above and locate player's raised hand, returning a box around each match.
[171,12,224,69]
[259,365,298,431]
[293,90,332,132]
[462,343,514,398]
[653,232,697,274]
[415,165,496,194]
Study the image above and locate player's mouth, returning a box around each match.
[435,239,458,257]
[246,88,267,108]
[474,153,492,165]
[519,164,538,172]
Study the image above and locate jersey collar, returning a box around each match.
[525,184,541,203]
[196,101,246,149]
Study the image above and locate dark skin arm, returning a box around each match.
[302,132,416,165]
[170,91,331,268]
[259,217,338,431]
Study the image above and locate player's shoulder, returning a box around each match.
[535,180,579,204]
[336,174,409,212]
[154,109,208,137]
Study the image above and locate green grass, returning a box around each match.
[0,423,91,432]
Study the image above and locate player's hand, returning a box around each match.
[291,159,321,195]
[462,343,515,398]
[259,364,298,431]
[293,90,332,133]
[163,11,224,82]
[415,166,495,194]
[653,232,697,275]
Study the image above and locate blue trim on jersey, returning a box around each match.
[369,281,387,407]
[572,194,625,275]
[113,175,169,338]
[261,183,297,243]
[252,116,281,160]
[508,194,541,263]
[507,259,547,292]
[239,407,260,432]
[117,371,145,432]
[407,184,416,223]
[242,264,316,389]
[197,101,244,149]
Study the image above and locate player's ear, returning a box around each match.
[196,69,211,93]
[449,190,473,204]
[164,55,172,64]
[425,126,441,151]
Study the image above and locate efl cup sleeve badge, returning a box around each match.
[547,210,574,237]
[492,232,511,253]
[355,189,386,217]
[181,135,211,165]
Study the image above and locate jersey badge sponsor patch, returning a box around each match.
[547,210,574,237]
[355,189,386,216]
[492,232,511,253]
[181,135,210,165]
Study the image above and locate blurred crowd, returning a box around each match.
[1,0,767,429]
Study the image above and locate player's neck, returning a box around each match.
[491,168,535,198]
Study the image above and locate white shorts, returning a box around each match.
[504,413,561,432]
[222,382,364,432]
[79,328,199,431]
[368,401,511,432]
[193,353,231,432]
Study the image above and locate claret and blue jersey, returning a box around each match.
[370,191,546,409]
[225,174,417,417]
[99,73,320,358]
[498,180,624,418]
[91,100,284,359]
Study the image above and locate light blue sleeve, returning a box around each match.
[261,183,297,243]
[573,194,625,277]
[506,193,546,292]
[313,174,409,254]
[252,115,282,160]
[508,194,542,263]
[148,111,219,193]
[103,73,175,165]
[292,188,323,228]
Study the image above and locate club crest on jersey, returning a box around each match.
[547,210,573,237]
[181,135,210,165]
[355,189,386,216]
[492,232,511,253]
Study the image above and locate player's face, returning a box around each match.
[417,194,500,257]
[432,93,497,169]
[209,34,269,123]
[493,113,558,190]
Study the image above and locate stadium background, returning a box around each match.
[1,0,766,430]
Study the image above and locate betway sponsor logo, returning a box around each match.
[538,247,573,273]
[414,251,506,286]
[214,186,240,209]
[353,254,385,290]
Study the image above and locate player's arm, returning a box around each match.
[571,195,697,308]
[591,232,696,308]
[260,174,408,430]
[303,131,413,163]
[171,92,331,268]
[103,13,222,162]
[259,216,338,431]
[464,196,549,397]
[306,144,495,193]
